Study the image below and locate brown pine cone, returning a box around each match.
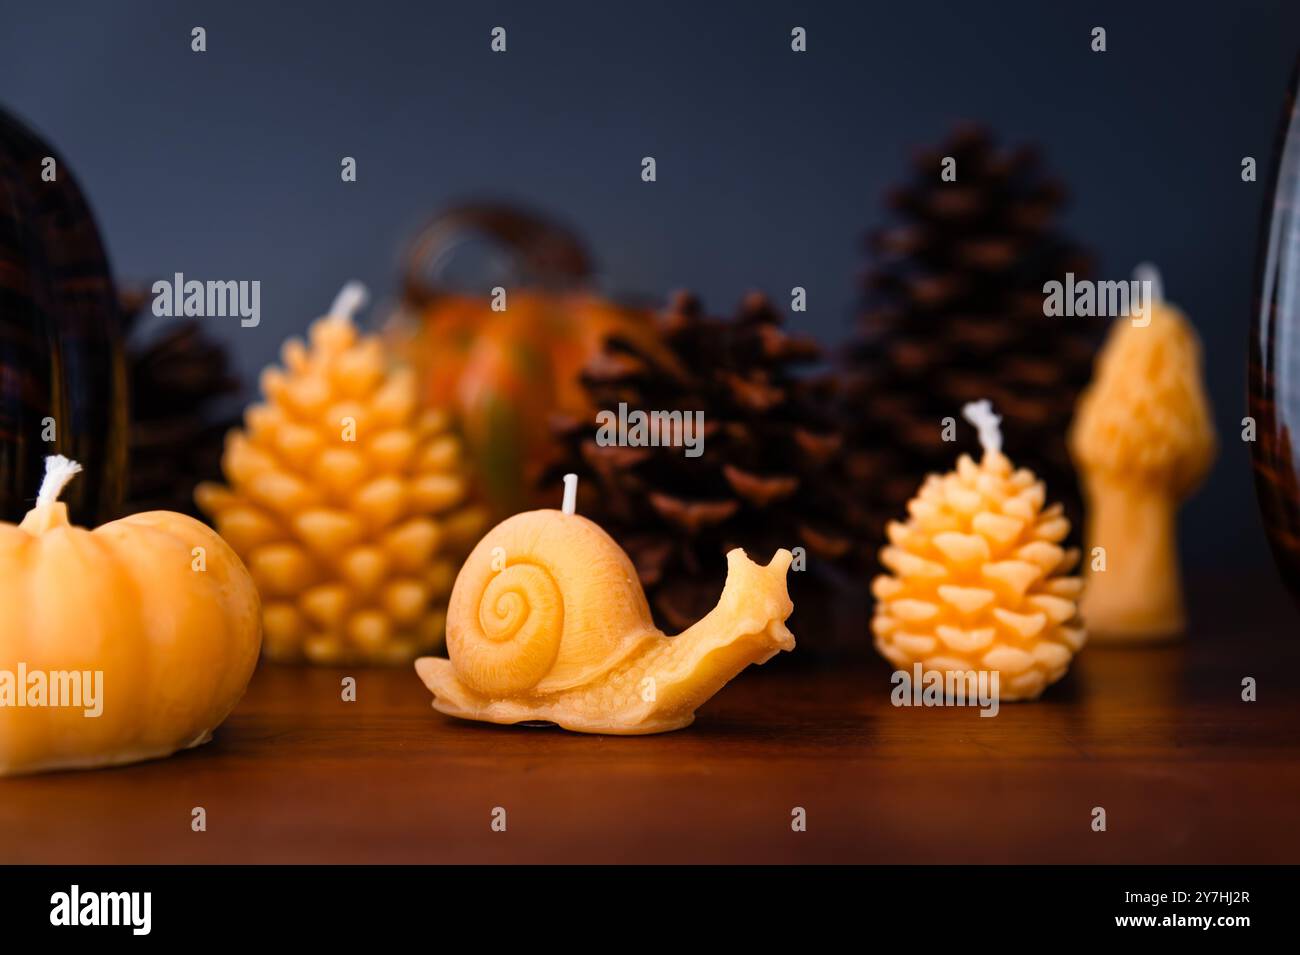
[119,288,241,516]
[843,124,1097,542]
[547,291,869,651]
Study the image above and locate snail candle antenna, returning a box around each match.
[561,473,578,515]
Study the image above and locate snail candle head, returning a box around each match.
[415,478,797,734]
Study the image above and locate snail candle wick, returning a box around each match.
[561,473,577,515]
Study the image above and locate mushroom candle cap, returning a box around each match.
[1069,282,1216,497]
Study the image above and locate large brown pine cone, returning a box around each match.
[547,291,868,647]
[843,124,1097,542]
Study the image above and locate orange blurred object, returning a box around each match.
[389,204,662,515]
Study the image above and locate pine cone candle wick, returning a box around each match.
[873,401,1086,701]
[197,283,487,665]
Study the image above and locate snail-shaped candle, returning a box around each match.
[414,475,797,733]
[1068,266,1216,641]
[872,402,1086,701]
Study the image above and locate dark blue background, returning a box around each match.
[2,0,1297,574]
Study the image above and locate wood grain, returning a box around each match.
[2,575,1298,864]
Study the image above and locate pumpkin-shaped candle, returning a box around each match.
[197,284,486,665]
[873,402,1086,701]
[1,455,260,775]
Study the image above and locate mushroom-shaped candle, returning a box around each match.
[872,402,1086,701]
[1,456,261,775]
[1068,267,1216,642]
[414,474,797,733]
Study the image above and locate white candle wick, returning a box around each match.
[961,400,1003,457]
[329,280,370,323]
[36,455,83,508]
[1133,262,1163,305]
[561,473,578,515]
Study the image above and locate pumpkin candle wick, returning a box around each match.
[961,399,1003,458]
[35,454,82,508]
[328,280,370,325]
[21,454,84,534]
[561,473,578,515]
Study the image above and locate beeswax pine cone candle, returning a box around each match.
[873,402,1085,701]
[1068,268,1216,642]
[196,284,487,665]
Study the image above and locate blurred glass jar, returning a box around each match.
[0,105,125,525]
[1251,61,1300,603]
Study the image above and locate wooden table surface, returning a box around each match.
[3,575,1299,864]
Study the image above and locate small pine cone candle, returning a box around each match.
[873,401,1086,701]
[196,283,486,665]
